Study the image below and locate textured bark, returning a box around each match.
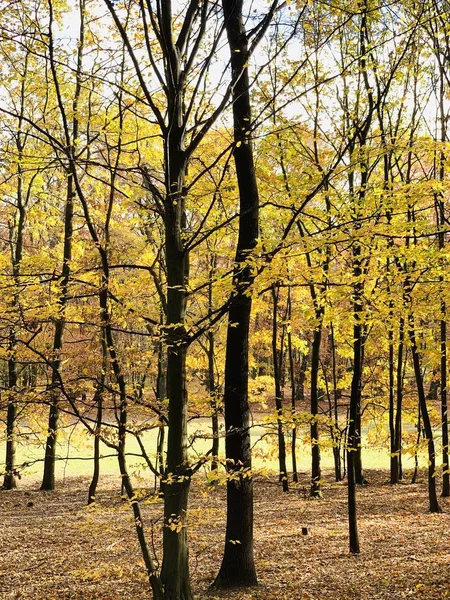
[214,0,264,587]
[287,290,298,483]
[159,64,192,598]
[3,52,28,491]
[3,345,18,490]
[40,173,74,491]
[330,325,342,482]
[156,333,167,489]
[207,257,219,472]
[88,340,105,505]
[348,244,363,554]
[408,317,441,513]
[310,326,322,497]
[160,182,193,600]
[41,1,83,490]
[391,320,404,484]
[271,285,288,492]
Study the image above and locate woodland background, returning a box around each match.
[1,0,450,598]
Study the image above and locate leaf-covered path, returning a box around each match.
[1,470,449,599]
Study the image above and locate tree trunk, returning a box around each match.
[41,173,74,491]
[2,55,27,490]
[156,327,167,491]
[330,324,342,482]
[411,400,421,485]
[408,316,441,513]
[440,312,449,497]
[88,327,106,505]
[214,0,262,587]
[160,240,192,600]
[287,291,298,483]
[208,329,220,472]
[271,285,288,491]
[310,325,322,497]
[207,256,219,472]
[348,245,363,553]
[3,331,18,490]
[41,2,82,490]
[160,136,193,599]
[88,390,102,505]
[392,319,405,484]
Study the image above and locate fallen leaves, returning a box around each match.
[0,470,449,599]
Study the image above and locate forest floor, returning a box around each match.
[1,469,450,600]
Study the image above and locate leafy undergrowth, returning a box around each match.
[1,470,449,599]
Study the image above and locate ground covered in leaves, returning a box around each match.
[1,470,449,599]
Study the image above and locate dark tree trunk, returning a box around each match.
[41,172,74,491]
[440,312,449,497]
[156,326,167,491]
[408,316,441,513]
[435,40,449,498]
[160,170,193,600]
[214,0,264,587]
[41,3,83,490]
[354,406,365,485]
[208,329,220,472]
[214,293,257,588]
[348,245,363,554]
[310,325,322,497]
[88,328,106,505]
[391,319,405,484]
[3,55,27,491]
[207,256,219,472]
[388,314,396,483]
[3,339,18,490]
[330,324,342,482]
[287,290,298,483]
[271,285,288,491]
[88,389,102,505]
[411,400,421,485]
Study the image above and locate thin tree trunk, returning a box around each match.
[271,285,288,491]
[3,340,18,490]
[411,400,421,485]
[347,238,363,553]
[208,255,219,472]
[88,389,102,505]
[287,290,298,483]
[40,172,74,491]
[3,52,28,491]
[440,311,449,497]
[392,319,405,484]
[156,330,167,491]
[408,316,441,513]
[88,326,106,505]
[330,324,342,482]
[310,325,322,497]
[41,1,84,491]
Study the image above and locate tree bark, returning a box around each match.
[271,285,288,491]
[310,325,322,497]
[3,51,28,491]
[214,0,263,587]
[40,173,74,491]
[41,0,83,490]
[287,290,298,483]
[408,316,441,513]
